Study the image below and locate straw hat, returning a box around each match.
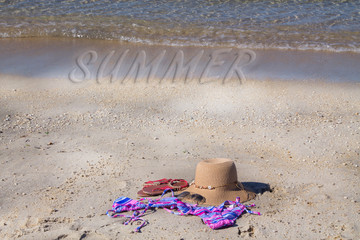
[184,158,256,206]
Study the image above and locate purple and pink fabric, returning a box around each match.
[106,190,260,232]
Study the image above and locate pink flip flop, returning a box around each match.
[138,178,173,197]
[142,179,188,196]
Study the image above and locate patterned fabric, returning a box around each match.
[107,189,260,232]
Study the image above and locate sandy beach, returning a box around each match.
[1,0,360,238]
[0,70,359,239]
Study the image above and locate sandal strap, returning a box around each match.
[151,185,182,192]
[169,179,189,188]
[144,178,171,186]
[150,186,174,192]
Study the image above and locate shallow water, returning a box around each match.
[0,0,359,52]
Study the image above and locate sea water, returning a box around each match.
[0,0,359,84]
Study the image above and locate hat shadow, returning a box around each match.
[241,182,271,194]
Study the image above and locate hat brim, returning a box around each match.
[182,182,256,206]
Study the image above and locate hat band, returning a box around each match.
[190,181,244,190]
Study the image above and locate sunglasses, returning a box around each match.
[176,191,206,205]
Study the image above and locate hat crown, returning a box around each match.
[194,158,238,188]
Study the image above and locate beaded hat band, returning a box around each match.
[190,180,244,191]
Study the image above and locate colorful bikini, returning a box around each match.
[106,189,260,232]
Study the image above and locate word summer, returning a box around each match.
[69,48,256,84]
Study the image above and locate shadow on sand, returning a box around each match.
[242,182,272,194]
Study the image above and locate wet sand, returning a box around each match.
[0,38,359,85]
[0,39,360,239]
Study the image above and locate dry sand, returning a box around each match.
[0,78,359,239]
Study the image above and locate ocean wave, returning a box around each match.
[0,0,359,53]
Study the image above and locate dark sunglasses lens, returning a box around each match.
[177,191,190,199]
[191,194,206,204]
